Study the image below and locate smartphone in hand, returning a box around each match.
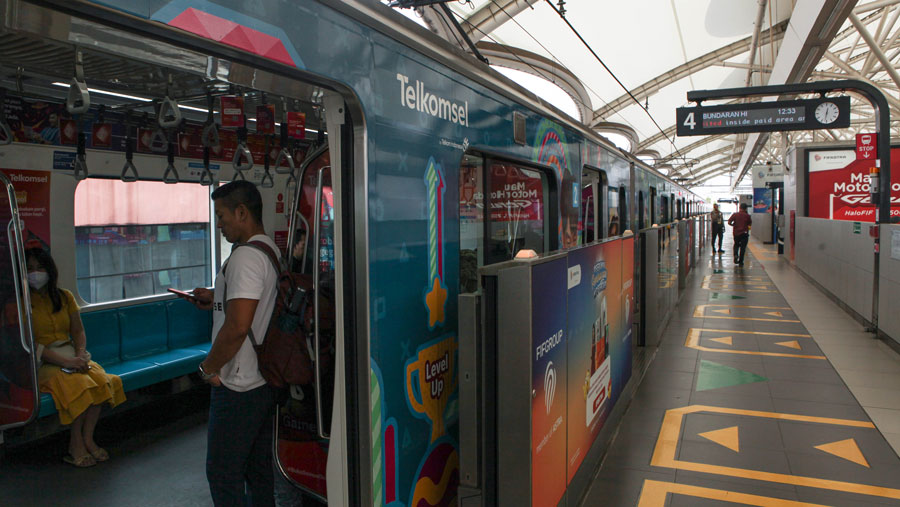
[167,288,196,299]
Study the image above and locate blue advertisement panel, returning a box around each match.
[531,258,569,507]
[564,239,632,482]
[753,187,772,213]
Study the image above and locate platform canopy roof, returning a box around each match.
[383,0,900,193]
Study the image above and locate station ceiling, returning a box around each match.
[385,0,900,192]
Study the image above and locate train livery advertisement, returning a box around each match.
[807,147,900,221]
[0,169,51,251]
[531,237,635,507]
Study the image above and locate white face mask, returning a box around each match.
[28,271,49,290]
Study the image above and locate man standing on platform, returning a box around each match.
[710,203,725,254]
[728,203,752,266]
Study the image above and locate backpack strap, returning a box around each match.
[225,240,282,348]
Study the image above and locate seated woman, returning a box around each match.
[26,248,126,467]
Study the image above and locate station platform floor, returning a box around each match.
[583,235,900,506]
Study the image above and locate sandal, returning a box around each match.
[89,447,109,462]
[63,453,96,468]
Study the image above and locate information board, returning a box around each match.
[676,97,851,136]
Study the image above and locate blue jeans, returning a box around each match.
[207,384,276,507]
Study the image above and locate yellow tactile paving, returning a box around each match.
[650,405,900,500]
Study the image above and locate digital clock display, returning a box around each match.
[676,96,850,137]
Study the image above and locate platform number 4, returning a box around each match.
[683,112,696,130]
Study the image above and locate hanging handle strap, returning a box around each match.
[274,123,294,175]
[232,126,253,179]
[260,135,274,188]
[121,126,138,182]
[201,94,219,148]
[163,141,179,184]
[66,50,90,115]
[0,88,11,146]
[158,97,182,128]
[200,147,214,186]
[73,132,88,180]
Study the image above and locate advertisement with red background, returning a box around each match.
[0,169,51,251]
[490,162,544,222]
[807,147,900,221]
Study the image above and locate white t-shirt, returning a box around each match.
[211,234,279,392]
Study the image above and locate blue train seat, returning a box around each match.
[37,298,212,418]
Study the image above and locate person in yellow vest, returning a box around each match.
[26,248,126,467]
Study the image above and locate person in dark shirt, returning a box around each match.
[728,203,752,266]
[710,204,725,253]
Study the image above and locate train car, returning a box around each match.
[0,0,706,505]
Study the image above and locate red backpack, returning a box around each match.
[226,240,313,388]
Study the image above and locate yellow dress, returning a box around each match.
[32,288,126,425]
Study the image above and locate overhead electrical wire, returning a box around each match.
[541,0,694,177]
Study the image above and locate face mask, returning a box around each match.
[28,271,49,290]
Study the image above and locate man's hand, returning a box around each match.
[191,287,214,310]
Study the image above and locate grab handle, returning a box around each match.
[201,122,219,148]
[274,148,295,175]
[232,142,253,180]
[199,147,214,186]
[164,142,179,184]
[0,117,11,146]
[66,78,90,115]
[313,165,328,439]
[158,96,182,129]
[121,134,138,182]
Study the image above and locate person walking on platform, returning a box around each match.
[710,203,725,253]
[179,180,279,507]
[728,203,752,266]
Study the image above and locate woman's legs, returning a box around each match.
[69,411,88,457]
[81,404,103,454]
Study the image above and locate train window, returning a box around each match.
[459,154,551,291]
[581,169,603,243]
[660,195,669,223]
[74,179,212,304]
[486,161,548,264]
[619,187,628,232]
[608,187,620,236]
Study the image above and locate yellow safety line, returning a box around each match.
[685,329,824,359]
[693,304,800,322]
[637,479,830,507]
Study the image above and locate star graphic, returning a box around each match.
[425,277,447,328]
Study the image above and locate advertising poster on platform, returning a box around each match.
[807,148,900,221]
[531,257,568,507]
[565,238,633,483]
[752,187,772,214]
[0,169,51,250]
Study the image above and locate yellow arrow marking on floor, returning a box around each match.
[712,308,732,315]
[774,340,801,350]
[709,337,733,346]
[815,438,869,468]
[698,426,740,453]
[764,311,784,317]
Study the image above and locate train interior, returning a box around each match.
[0,5,347,501]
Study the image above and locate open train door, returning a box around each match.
[274,92,363,504]
[0,171,39,437]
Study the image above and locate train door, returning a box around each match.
[276,93,357,504]
[649,187,657,226]
[581,168,604,243]
[0,172,38,432]
[619,187,628,233]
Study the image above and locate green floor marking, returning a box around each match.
[709,293,746,301]
[697,359,768,391]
